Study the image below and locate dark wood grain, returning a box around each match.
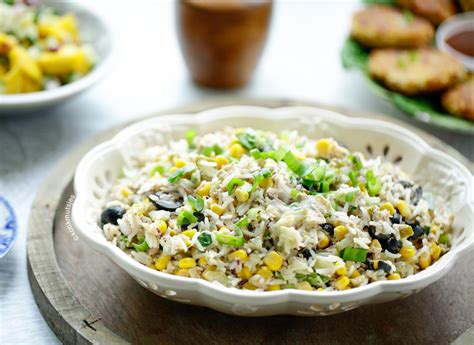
[27,98,474,345]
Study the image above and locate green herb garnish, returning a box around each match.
[215,227,244,247]
[186,129,196,149]
[177,210,198,227]
[439,233,450,245]
[132,235,149,252]
[168,164,195,183]
[366,170,382,196]
[187,195,204,212]
[197,233,212,247]
[227,177,245,194]
[340,247,368,263]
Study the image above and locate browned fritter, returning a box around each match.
[351,5,435,48]
[458,0,474,11]
[442,79,474,121]
[368,48,467,95]
[397,0,458,25]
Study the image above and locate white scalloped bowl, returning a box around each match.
[72,106,474,316]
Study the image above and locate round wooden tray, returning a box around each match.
[27,98,474,345]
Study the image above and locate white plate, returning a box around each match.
[72,106,474,316]
[0,1,114,114]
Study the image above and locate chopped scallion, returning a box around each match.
[340,247,368,263]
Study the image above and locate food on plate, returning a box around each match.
[99,128,452,292]
[396,0,458,25]
[459,0,474,11]
[442,79,474,121]
[368,48,467,95]
[350,5,435,49]
[0,1,96,94]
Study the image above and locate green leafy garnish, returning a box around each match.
[236,130,256,150]
[197,233,212,247]
[340,247,368,263]
[187,195,204,212]
[227,177,245,194]
[168,164,195,183]
[348,154,362,170]
[348,170,359,186]
[439,233,450,245]
[366,170,382,196]
[283,151,306,176]
[177,210,198,227]
[215,227,244,247]
[150,164,165,176]
[235,217,249,228]
[132,235,149,252]
[186,129,196,149]
[295,273,330,287]
[201,144,223,157]
[250,168,273,192]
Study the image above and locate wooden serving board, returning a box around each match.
[27,98,474,345]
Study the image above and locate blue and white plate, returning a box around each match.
[0,196,17,259]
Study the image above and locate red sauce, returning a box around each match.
[446,30,474,57]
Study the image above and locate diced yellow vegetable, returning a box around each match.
[169,166,178,173]
[294,151,306,161]
[380,202,395,216]
[154,255,171,271]
[197,182,211,197]
[400,246,416,258]
[297,281,313,291]
[215,155,228,168]
[238,266,252,280]
[400,225,414,238]
[178,257,196,269]
[387,273,401,280]
[243,282,257,290]
[228,249,248,262]
[316,139,332,159]
[267,284,281,291]
[255,266,273,280]
[318,232,330,249]
[334,225,348,241]
[182,229,196,239]
[259,177,273,189]
[370,239,381,250]
[157,220,167,234]
[198,257,208,267]
[211,204,224,216]
[430,243,442,261]
[335,262,347,276]
[38,45,91,76]
[230,143,245,159]
[263,251,283,271]
[175,268,189,277]
[235,188,249,202]
[395,200,412,219]
[175,159,187,168]
[350,269,360,278]
[418,252,432,269]
[334,276,351,290]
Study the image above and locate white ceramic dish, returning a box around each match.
[0,1,114,114]
[72,106,474,316]
[436,12,474,71]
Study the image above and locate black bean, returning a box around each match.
[321,223,335,237]
[100,206,126,226]
[396,180,413,189]
[368,260,392,273]
[194,212,205,223]
[390,212,402,224]
[366,225,390,248]
[386,238,402,254]
[299,248,312,259]
[366,225,377,238]
[149,193,182,211]
[408,223,424,241]
[411,186,423,205]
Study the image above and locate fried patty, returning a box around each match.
[368,48,467,95]
[351,5,435,48]
[442,79,474,121]
[397,0,458,25]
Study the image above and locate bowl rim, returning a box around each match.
[72,105,474,303]
[0,1,115,106]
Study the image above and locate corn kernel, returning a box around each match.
[229,249,248,262]
[175,268,189,277]
[154,255,171,271]
[183,237,191,247]
[370,239,382,250]
[263,251,283,271]
[400,246,416,258]
[387,273,401,280]
[297,281,313,291]
[267,284,281,291]
[235,188,249,202]
[197,182,211,197]
[319,232,330,249]
[198,257,208,266]
[294,151,306,161]
[178,257,196,269]
[350,269,360,278]
[182,229,196,239]
[430,243,442,261]
[211,204,224,216]
[255,266,273,280]
[334,225,348,241]
[316,287,325,291]
[121,186,131,197]
[215,155,228,168]
[169,166,178,173]
[175,159,187,168]
[230,143,245,159]
[316,139,332,159]
[396,200,412,219]
[169,230,177,236]
[400,225,414,238]
[259,177,273,189]
[334,276,350,290]
[418,252,432,269]
[157,220,167,234]
[380,202,395,216]
[243,282,257,290]
[238,266,252,280]
[335,262,347,276]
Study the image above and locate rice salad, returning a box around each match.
[100,128,452,292]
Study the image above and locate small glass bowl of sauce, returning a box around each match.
[436,12,474,71]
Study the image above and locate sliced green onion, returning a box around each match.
[247,208,261,221]
[187,195,204,212]
[366,170,382,196]
[132,235,149,252]
[168,164,195,183]
[295,273,329,286]
[250,148,262,159]
[185,129,196,149]
[201,144,223,157]
[215,227,244,247]
[340,247,368,263]
[197,233,212,247]
[283,151,306,176]
[235,217,249,228]
[150,164,165,176]
[226,177,244,194]
[250,168,273,192]
[236,130,256,150]
[348,154,363,170]
[439,233,450,245]
[177,210,198,226]
[348,170,358,186]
